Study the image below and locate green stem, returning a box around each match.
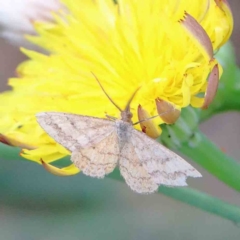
[109,170,240,223]
[159,187,240,224]
[179,131,240,191]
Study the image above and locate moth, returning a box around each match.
[36,76,201,194]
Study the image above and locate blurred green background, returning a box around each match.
[0,159,240,240]
[0,0,240,239]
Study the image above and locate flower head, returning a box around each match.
[0,0,233,171]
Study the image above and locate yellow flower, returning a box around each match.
[0,0,233,174]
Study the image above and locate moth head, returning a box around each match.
[121,106,133,123]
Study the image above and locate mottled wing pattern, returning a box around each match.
[130,129,202,186]
[119,143,159,194]
[36,112,115,152]
[71,131,119,178]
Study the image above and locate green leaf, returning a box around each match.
[1,142,240,224]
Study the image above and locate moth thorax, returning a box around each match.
[116,120,132,149]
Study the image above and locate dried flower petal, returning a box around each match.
[202,64,219,109]
[179,11,213,60]
[156,99,181,124]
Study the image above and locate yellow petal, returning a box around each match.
[137,105,161,138]
[191,96,205,108]
[0,133,35,149]
[214,0,234,46]
[21,145,68,163]
[41,159,80,176]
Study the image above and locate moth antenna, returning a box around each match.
[124,86,141,112]
[133,110,173,125]
[91,72,122,112]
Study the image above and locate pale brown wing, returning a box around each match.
[71,131,119,178]
[36,112,115,152]
[129,129,202,186]
[119,142,158,194]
